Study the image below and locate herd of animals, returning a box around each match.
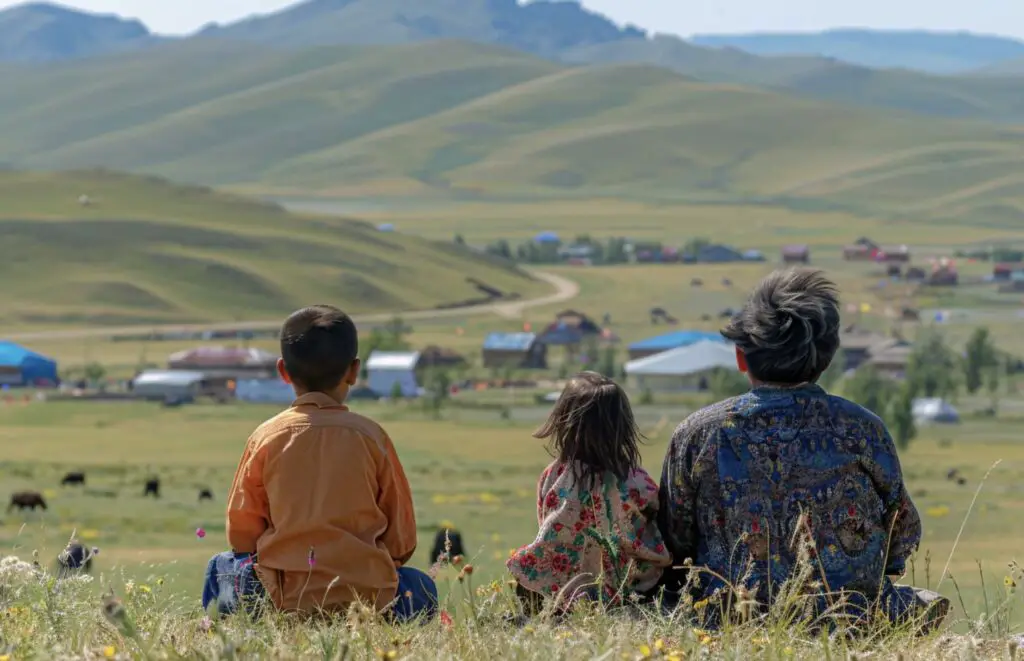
[7,470,215,513]
[7,467,467,578]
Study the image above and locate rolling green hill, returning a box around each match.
[0,170,542,330]
[3,40,1024,228]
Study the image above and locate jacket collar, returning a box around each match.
[292,392,348,409]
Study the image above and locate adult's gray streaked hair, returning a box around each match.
[721,268,841,385]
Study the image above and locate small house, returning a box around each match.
[906,267,927,282]
[843,244,874,261]
[417,346,466,370]
[0,341,58,387]
[131,370,207,401]
[928,265,959,286]
[875,245,911,263]
[781,244,810,264]
[866,343,912,379]
[993,263,1024,281]
[696,244,744,263]
[167,346,278,381]
[534,231,560,245]
[482,332,547,369]
[537,310,606,347]
[627,330,727,361]
[838,327,890,371]
[742,249,766,262]
[366,351,421,397]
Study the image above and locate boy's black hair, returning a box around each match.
[721,268,841,385]
[535,371,642,488]
[280,305,358,392]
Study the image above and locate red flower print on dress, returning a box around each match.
[545,491,560,509]
[751,520,761,534]
[551,554,571,573]
[553,523,564,532]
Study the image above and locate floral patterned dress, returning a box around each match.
[508,461,672,601]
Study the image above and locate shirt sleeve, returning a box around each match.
[865,420,922,575]
[657,419,701,567]
[226,434,270,554]
[377,433,418,566]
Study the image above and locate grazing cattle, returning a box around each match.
[57,542,93,576]
[690,278,703,287]
[8,491,47,512]
[700,314,712,322]
[143,478,161,498]
[430,528,466,565]
[946,469,960,481]
[61,471,86,487]
[198,488,214,502]
[957,477,968,487]
[722,278,733,287]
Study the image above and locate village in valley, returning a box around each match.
[6,0,1024,656]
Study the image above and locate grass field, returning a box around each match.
[0,397,1022,658]
[0,170,545,332]
[4,39,1024,230]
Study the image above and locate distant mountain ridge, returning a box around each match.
[198,0,647,59]
[691,29,1024,74]
[0,2,155,62]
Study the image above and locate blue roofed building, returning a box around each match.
[0,341,59,387]
[627,330,727,360]
[482,332,547,369]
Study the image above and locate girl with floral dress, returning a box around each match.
[507,372,672,611]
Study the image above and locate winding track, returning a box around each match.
[6,270,580,342]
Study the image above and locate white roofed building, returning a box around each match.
[367,351,422,398]
[624,340,738,392]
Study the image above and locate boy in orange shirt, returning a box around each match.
[201,305,436,620]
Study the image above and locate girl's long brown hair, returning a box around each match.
[534,371,643,488]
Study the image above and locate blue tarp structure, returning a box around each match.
[236,378,295,404]
[0,341,59,387]
[628,331,726,353]
[534,231,560,244]
[483,332,537,351]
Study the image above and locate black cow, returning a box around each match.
[198,488,214,502]
[430,528,466,565]
[57,542,93,576]
[143,478,161,498]
[61,471,86,487]
[8,491,47,512]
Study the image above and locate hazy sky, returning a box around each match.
[5,0,1023,39]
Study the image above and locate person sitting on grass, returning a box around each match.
[202,305,436,621]
[656,268,948,633]
[507,372,672,613]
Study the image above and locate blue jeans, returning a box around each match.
[202,552,438,622]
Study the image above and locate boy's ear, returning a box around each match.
[345,358,361,386]
[277,358,293,384]
[734,346,749,374]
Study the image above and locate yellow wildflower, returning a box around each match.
[926,505,951,518]
[0,654,10,661]
[654,639,666,652]
[104,646,117,658]
[638,644,652,658]
[139,584,152,594]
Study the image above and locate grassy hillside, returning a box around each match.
[690,29,1024,74]
[0,170,542,330]
[4,40,1024,226]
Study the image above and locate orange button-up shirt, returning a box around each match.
[226,392,417,613]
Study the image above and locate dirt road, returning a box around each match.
[6,270,580,342]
